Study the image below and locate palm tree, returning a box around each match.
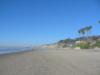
[85,26,92,37]
[78,28,86,42]
[98,21,100,24]
[78,26,92,41]
[78,28,85,38]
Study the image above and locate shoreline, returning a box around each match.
[0,48,100,75]
[0,47,100,56]
[0,49,33,56]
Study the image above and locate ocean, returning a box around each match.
[0,47,32,55]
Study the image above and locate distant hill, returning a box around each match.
[42,35,100,49]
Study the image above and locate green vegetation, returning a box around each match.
[94,41,100,48]
[57,21,100,49]
[77,26,92,49]
[78,26,92,38]
[58,39,74,43]
[77,42,90,49]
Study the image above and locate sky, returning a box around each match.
[0,0,100,46]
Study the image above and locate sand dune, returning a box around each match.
[0,48,100,75]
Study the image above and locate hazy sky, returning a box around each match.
[0,0,100,46]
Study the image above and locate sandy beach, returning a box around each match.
[0,48,100,75]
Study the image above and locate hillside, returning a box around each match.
[43,35,100,49]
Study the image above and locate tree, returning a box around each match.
[98,21,100,24]
[78,26,92,41]
[85,26,92,39]
[78,28,85,38]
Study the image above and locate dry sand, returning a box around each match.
[0,48,100,75]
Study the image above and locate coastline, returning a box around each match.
[0,48,100,75]
[0,47,33,55]
[0,49,33,57]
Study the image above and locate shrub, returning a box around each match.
[94,41,100,48]
[78,42,90,49]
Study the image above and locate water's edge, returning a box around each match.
[0,47,33,55]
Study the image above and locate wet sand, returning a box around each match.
[0,48,100,75]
